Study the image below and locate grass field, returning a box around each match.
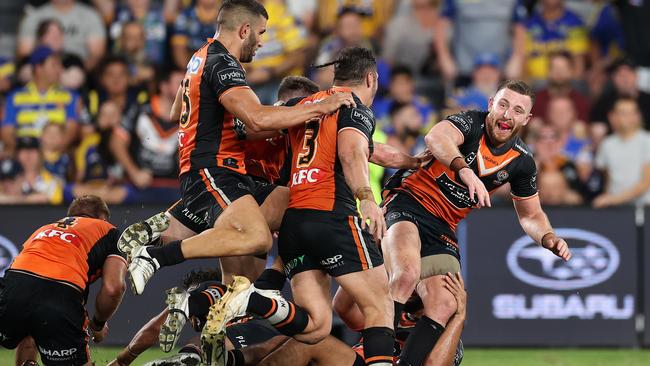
[3,347,650,365]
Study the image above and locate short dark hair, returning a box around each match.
[548,50,574,67]
[217,0,269,31]
[181,269,223,290]
[67,195,110,220]
[333,47,377,85]
[277,76,320,101]
[610,95,639,113]
[36,18,64,41]
[390,65,413,81]
[497,79,535,105]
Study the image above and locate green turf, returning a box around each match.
[3,347,650,365]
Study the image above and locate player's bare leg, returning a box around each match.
[259,186,289,231]
[257,335,362,366]
[129,196,272,294]
[220,255,266,284]
[381,221,422,326]
[15,337,37,366]
[333,286,364,331]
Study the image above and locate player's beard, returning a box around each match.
[240,32,257,63]
[485,112,521,146]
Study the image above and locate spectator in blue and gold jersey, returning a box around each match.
[1,46,81,157]
[523,0,589,84]
[171,0,222,69]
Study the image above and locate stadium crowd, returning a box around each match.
[0,0,648,208]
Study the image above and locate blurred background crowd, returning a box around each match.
[0,0,648,208]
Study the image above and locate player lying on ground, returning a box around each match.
[380,80,571,365]
[2,195,127,366]
[108,269,364,366]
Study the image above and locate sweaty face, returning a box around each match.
[485,88,532,146]
[240,18,266,63]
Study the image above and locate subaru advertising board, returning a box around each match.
[462,208,637,346]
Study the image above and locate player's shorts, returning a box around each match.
[383,191,461,262]
[226,317,281,349]
[278,208,383,278]
[168,167,278,233]
[0,271,90,365]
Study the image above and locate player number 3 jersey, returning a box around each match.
[286,88,375,214]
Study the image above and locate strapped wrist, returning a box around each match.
[541,232,555,245]
[90,316,106,331]
[354,186,375,202]
[450,156,469,173]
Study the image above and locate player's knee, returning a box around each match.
[389,268,419,298]
[249,226,272,254]
[298,327,329,345]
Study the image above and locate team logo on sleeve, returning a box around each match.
[217,68,246,85]
[351,108,374,131]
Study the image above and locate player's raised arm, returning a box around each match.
[513,195,572,261]
[220,87,355,132]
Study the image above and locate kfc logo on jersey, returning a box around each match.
[187,55,203,75]
[217,68,246,85]
[0,235,17,276]
[35,229,78,244]
[507,229,619,290]
[291,168,322,186]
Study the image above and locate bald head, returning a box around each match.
[217,0,268,32]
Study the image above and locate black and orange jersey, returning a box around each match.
[391,110,538,231]
[9,216,125,292]
[244,135,288,184]
[286,87,375,214]
[178,39,250,176]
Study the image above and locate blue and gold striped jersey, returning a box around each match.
[2,82,80,138]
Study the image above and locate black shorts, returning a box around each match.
[278,208,383,279]
[382,192,460,260]
[168,167,277,233]
[226,317,280,349]
[0,271,90,365]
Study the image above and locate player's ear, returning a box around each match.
[238,23,250,41]
[365,71,373,88]
[487,97,494,110]
[523,113,532,126]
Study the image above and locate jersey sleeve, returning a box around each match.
[207,53,249,99]
[86,227,126,283]
[337,106,376,155]
[510,155,538,200]
[445,110,484,143]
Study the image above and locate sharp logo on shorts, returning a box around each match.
[38,346,77,358]
[217,68,246,85]
[34,229,78,244]
[291,168,321,186]
[187,55,203,75]
[284,255,305,275]
[320,254,344,269]
[0,235,17,276]
[507,228,619,290]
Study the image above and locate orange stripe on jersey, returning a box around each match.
[348,217,369,270]
[10,217,116,291]
[217,85,251,103]
[198,169,229,209]
[476,135,520,177]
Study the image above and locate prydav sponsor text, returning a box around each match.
[493,229,634,320]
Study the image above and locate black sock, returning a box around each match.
[246,292,309,336]
[226,349,245,366]
[188,282,227,319]
[397,316,444,366]
[394,301,405,329]
[361,326,395,366]
[253,268,286,291]
[146,240,185,267]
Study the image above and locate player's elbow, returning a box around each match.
[102,278,126,298]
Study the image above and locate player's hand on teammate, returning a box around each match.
[359,199,387,241]
[458,168,491,208]
[414,149,434,168]
[542,233,572,261]
[318,92,356,114]
[443,272,467,319]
